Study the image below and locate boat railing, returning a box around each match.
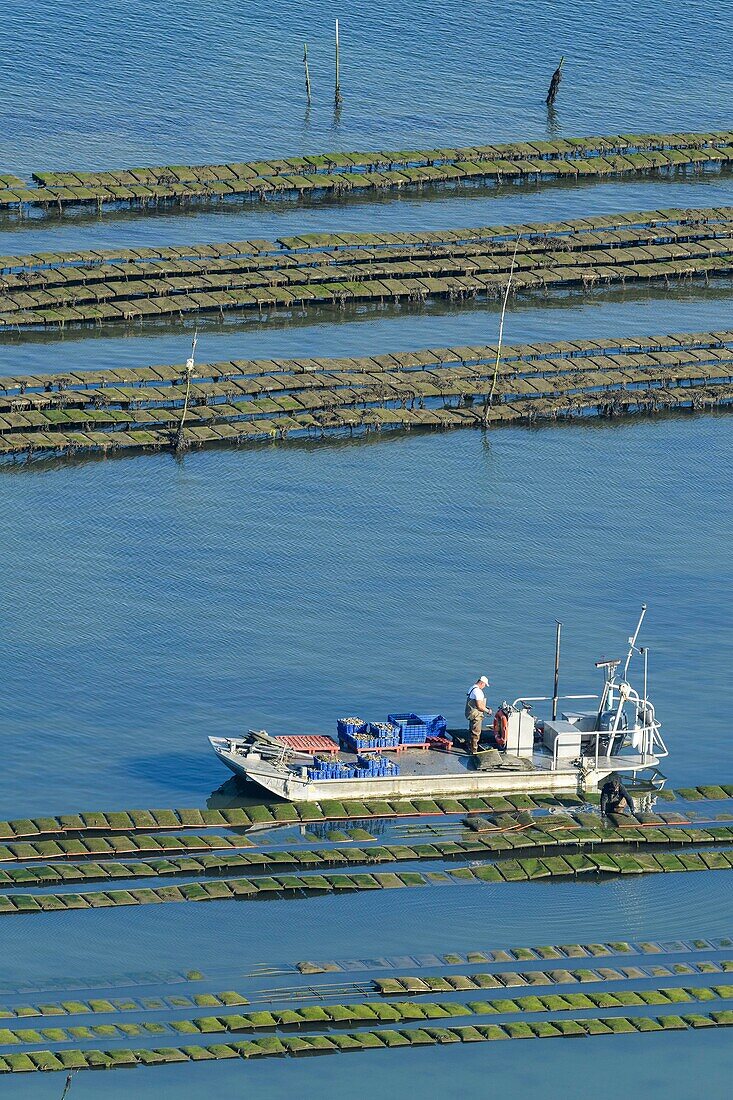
[511,692,668,772]
[546,720,667,772]
[512,694,598,709]
[550,731,584,769]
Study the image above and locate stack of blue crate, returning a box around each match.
[356,754,400,778]
[388,713,429,744]
[337,717,367,738]
[338,720,400,752]
[368,722,401,748]
[307,755,355,781]
[418,714,448,737]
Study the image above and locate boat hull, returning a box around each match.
[209,738,648,802]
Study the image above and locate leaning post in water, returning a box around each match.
[482,236,520,428]
[552,620,562,720]
[174,329,198,454]
[303,43,312,104]
[545,57,565,106]
[334,19,343,105]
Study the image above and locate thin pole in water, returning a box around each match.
[552,621,562,721]
[303,43,312,104]
[174,328,198,454]
[483,235,520,427]
[334,19,343,105]
[546,56,564,106]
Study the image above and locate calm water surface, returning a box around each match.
[1,1,732,1096]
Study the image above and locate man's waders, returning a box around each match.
[465,694,484,754]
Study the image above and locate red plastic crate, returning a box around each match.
[427,735,453,751]
[277,735,340,755]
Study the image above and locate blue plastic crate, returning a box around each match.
[338,717,367,738]
[369,721,400,746]
[401,728,428,744]
[343,730,380,752]
[388,712,430,743]
[309,761,356,780]
[417,713,447,737]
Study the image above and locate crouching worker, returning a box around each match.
[465,675,492,754]
[600,776,632,816]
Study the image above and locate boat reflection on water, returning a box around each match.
[206,775,273,810]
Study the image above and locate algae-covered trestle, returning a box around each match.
[0,777,731,1070]
[1,130,733,215]
[0,784,732,1073]
[0,328,731,462]
[3,785,733,910]
[1,204,733,330]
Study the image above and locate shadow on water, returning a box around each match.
[207,774,283,808]
[1,402,730,476]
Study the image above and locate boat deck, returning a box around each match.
[334,745,653,777]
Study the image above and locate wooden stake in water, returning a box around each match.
[174,328,198,453]
[483,236,520,427]
[546,56,564,106]
[334,19,343,105]
[303,43,312,104]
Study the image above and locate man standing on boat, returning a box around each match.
[465,675,492,754]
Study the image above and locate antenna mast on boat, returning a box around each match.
[552,620,562,720]
[483,236,520,428]
[623,603,647,679]
[174,328,198,454]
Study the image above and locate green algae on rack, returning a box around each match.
[3,205,733,330]
[1,986,732,1048]
[293,938,733,975]
[1,940,730,1075]
[1,848,732,915]
[3,204,733,274]
[2,960,729,1023]
[0,1013,731,1073]
[3,130,733,215]
[1,336,733,461]
[2,819,733,890]
[0,784,729,839]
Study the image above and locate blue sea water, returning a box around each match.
[0,0,732,1096]
[2,0,733,174]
